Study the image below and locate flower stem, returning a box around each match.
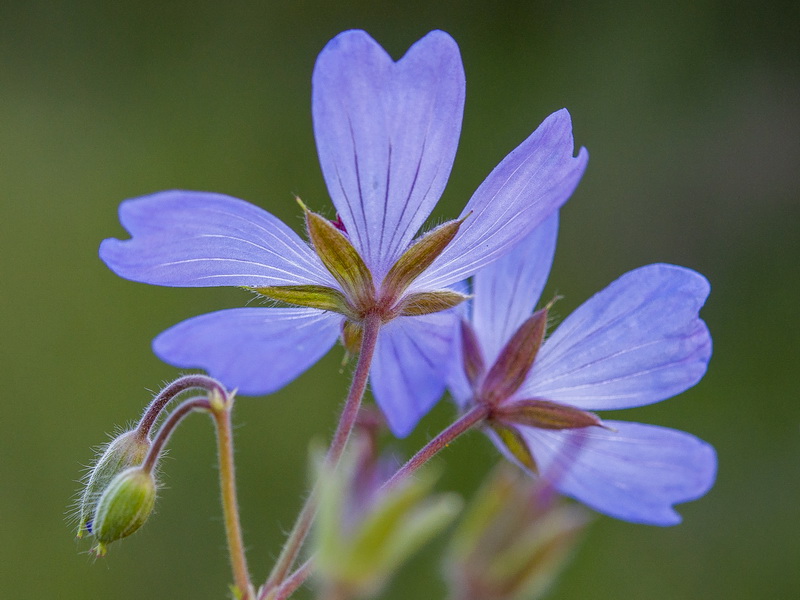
[135,374,227,440]
[141,396,211,474]
[263,558,313,600]
[259,312,382,598]
[263,403,489,598]
[383,403,490,489]
[210,392,254,600]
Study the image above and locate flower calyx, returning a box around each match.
[255,201,469,327]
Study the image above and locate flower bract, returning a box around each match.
[100,30,588,437]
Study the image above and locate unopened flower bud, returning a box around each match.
[446,464,590,600]
[314,436,462,598]
[77,430,151,538]
[91,467,157,555]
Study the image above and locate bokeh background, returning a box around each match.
[2,1,798,598]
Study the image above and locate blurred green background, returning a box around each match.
[2,1,798,598]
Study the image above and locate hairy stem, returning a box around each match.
[259,312,382,598]
[135,374,227,440]
[264,403,489,597]
[384,403,490,489]
[141,396,211,474]
[263,558,314,600]
[211,393,254,600]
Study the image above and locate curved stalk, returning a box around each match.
[259,312,383,598]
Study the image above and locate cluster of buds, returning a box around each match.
[314,426,462,599]
[445,464,590,600]
[75,375,226,555]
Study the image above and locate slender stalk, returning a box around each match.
[135,374,227,440]
[259,312,382,598]
[264,558,314,600]
[141,396,211,473]
[383,403,490,489]
[210,393,254,600]
[264,403,490,598]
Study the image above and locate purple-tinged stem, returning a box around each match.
[264,403,490,598]
[141,396,211,473]
[264,557,313,600]
[135,374,227,440]
[259,313,383,598]
[210,393,254,600]
[383,403,489,489]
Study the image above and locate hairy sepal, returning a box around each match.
[302,201,375,308]
[253,284,355,318]
[495,399,603,430]
[481,309,548,405]
[397,290,469,316]
[383,218,465,301]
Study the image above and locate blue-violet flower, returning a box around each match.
[449,216,717,525]
[100,30,587,437]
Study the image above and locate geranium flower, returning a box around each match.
[449,216,717,524]
[100,30,588,437]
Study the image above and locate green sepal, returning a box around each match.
[495,399,603,430]
[300,200,374,309]
[252,284,355,318]
[481,309,548,405]
[91,467,157,551]
[489,423,538,474]
[397,289,469,316]
[341,320,363,357]
[382,217,466,301]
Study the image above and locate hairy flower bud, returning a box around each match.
[91,467,157,555]
[77,430,151,538]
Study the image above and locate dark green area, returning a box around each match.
[2,1,797,598]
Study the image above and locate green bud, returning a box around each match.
[77,430,151,538]
[91,467,157,555]
[314,440,462,598]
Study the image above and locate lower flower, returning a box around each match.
[448,215,717,525]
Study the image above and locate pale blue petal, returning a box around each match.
[472,213,559,365]
[153,308,342,395]
[413,109,587,290]
[370,311,459,437]
[100,190,336,288]
[516,421,717,525]
[520,264,712,410]
[313,30,465,279]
